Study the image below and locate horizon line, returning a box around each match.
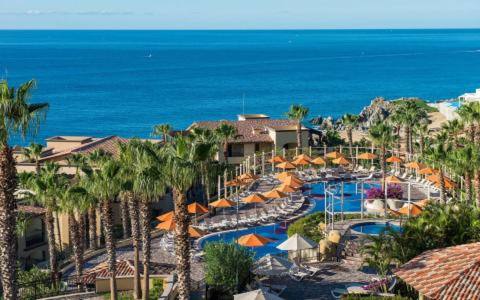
[1,27,480,31]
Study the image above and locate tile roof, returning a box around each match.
[82,259,175,284]
[191,119,304,144]
[17,205,46,216]
[38,136,129,162]
[395,242,480,300]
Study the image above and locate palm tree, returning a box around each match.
[388,110,403,154]
[152,123,172,144]
[413,122,429,155]
[397,101,428,154]
[368,122,394,216]
[424,132,452,203]
[0,79,48,299]
[450,142,474,204]
[285,104,309,152]
[131,141,166,300]
[341,114,359,160]
[441,119,462,147]
[89,159,123,300]
[163,135,214,300]
[215,123,237,163]
[22,142,44,174]
[58,184,88,287]
[27,162,63,286]
[458,102,479,143]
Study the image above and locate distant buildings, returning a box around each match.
[188,114,310,164]
[430,88,480,121]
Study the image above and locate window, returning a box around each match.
[255,143,260,152]
[228,144,244,157]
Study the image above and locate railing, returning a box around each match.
[16,275,90,300]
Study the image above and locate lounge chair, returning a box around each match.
[288,266,310,281]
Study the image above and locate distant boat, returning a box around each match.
[145,53,152,58]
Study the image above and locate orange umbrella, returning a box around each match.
[427,175,456,189]
[281,175,303,184]
[263,189,288,199]
[416,199,431,207]
[209,198,235,208]
[292,158,310,166]
[405,162,425,170]
[386,156,403,163]
[268,155,287,163]
[387,208,402,217]
[188,202,209,214]
[237,233,274,247]
[332,157,351,165]
[276,161,296,170]
[242,193,267,204]
[294,154,312,161]
[276,171,294,181]
[282,177,303,188]
[225,179,242,187]
[311,157,326,165]
[383,175,402,183]
[326,151,345,159]
[238,173,259,181]
[188,226,206,238]
[357,152,378,160]
[156,211,173,222]
[276,184,297,193]
[156,219,176,231]
[398,203,423,216]
[419,167,439,175]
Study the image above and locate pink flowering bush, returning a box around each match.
[366,184,402,199]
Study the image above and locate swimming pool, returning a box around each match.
[199,180,380,258]
[350,222,401,235]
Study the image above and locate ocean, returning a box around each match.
[1,29,480,145]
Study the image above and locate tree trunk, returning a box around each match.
[46,210,59,286]
[404,126,410,155]
[475,171,480,207]
[101,200,117,300]
[78,213,87,253]
[120,197,130,239]
[69,213,84,290]
[88,207,98,249]
[439,170,446,203]
[0,145,18,300]
[173,191,191,300]
[419,136,425,156]
[348,129,353,165]
[139,199,151,300]
[395,126,401,154]
[296,122,302,153]
[465,172,472,204]
[381,146,387,217]
[127,193,142,300]
[55,211,63,251]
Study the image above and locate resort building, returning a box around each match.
[430,88,480,121]
[187,114,310,164]
[459,88,480,103]
[16,205,48,269]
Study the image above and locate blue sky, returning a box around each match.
[1,0,479,29]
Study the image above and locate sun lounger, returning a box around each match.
[288,266,310,281]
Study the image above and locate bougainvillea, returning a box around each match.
[366,184,403,199]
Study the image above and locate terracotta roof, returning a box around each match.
[191,119,306,144]
[17,205,46,216]
[38,136,129,162]
[82,259,175,284]
[395,242,480,299]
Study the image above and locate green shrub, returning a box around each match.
[392,98,437,113]
[101,279,162,300]
[204,241,254,295]
[342,295,409,300]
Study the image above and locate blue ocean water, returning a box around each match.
[1,30,480,145]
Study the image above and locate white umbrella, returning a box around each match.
[276,234,316,251]
[234,289,285,300]
[252,254,293,276]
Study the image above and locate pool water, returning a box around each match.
[350,222,401,235]
[199,181,381,258]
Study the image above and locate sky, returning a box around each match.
[1,0,480,30]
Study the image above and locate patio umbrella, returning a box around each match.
[415,199,431,207]
[292,157,310,166]
[383,175,402,183]
[332,157,351,165]
[156,219,176,231]
[326,151,345,159]
[276,171,294,181]
[263,189,288,199]
[294,154,312,161]
[427,175,456,189]
[242,193,267,214]
[156,221,206,238]
[226,179,242,187]
[156,211,174,222]
[252,254,293,276]
[357,152,378,160]
[405,161,425,170]
[209,198,235,218]
[419,167,439,175]
[188,202,209,225]
[234,289,285,300]
[238,173,260,182]
[275,161,296,170]
[276,184,297,193]
[237,233,274,247]
[311,157,326,165]
[398,203,423,217]
[281,177,303,189]
[386,156,404,163]
[280,175,303,184]
[276,233,316,251]
[188,226,206,238]
[268,155,287,163]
